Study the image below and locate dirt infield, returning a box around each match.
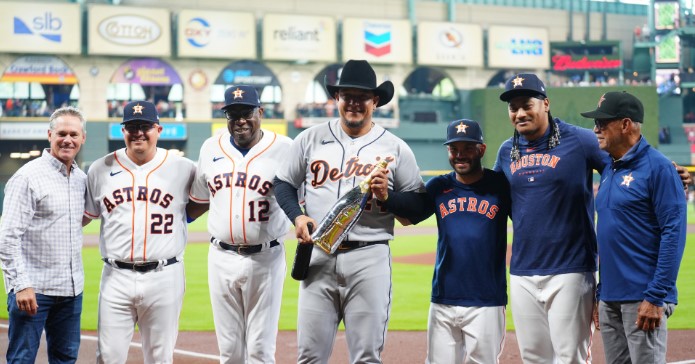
[2,321,694,363]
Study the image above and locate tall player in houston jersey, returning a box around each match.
[274,60,425,363]
[84,101,196,364]
[371,119,510,364]
[188,85,291,364]
[494,74,607,364]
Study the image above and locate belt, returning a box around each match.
[337,240,388,252]
[210,237,280,256]
[103,257,179,273]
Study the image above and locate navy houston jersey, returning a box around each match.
[494,119,609,276]
[429,170,511,306]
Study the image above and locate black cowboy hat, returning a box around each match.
[325,60,394,107]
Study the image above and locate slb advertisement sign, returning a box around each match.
[262,14,336,62]
[0,2,81,54]
[177,10,256,59]
[88,4,171,57]
[417,22,483,67]
[488,26,549,69]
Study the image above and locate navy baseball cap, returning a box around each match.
[499,73,547,102]
[121,101,159,124]
[444,119,484,145]
[580,91,644,123]
[222,85,261,109]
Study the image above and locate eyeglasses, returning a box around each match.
[123,123,155,134]
[338,93,374,104]
[593,118,621,130]
[225,108,257,122]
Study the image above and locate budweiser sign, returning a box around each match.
[552,55,622,71]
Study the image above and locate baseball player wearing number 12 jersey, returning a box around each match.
[188,85,292,363]
[275,60,425,364]
[84,101,196,364]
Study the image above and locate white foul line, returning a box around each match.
[0,324,220,361]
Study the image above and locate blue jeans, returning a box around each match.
[6,291,82,364]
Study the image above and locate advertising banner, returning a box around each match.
[417,22,483,67]
[550,41,622,71]
[177,10,256,59]
[111,59,182,86]
[342,18,412,64]
[0,2,81,54]
[262,14,336,62]
[88,4,171,57]
[1,56,77,84]
[488,26,549,69]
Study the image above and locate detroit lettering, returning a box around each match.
[309,156,394,187]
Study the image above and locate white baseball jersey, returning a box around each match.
[84,148,196,261]
[189,129,292,244]
[276,119,424,241]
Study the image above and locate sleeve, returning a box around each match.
[275,132,307,189]
[189,148,210,203]
[392,140,425,193]
[83,168,101,219]
[273,177,304,225]
[383,190,434,224]
[493,141,509,173]
[644,161,687,306]
[0,174,35,292]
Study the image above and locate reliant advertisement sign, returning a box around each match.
[342,18,412,65]
[0,2,81,54]
[262,14,336,62]
[177,10,256,59]
[416,22,483,67]
[488,26,549,69]
[88,4,171,56]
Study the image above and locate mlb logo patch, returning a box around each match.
[364,23,391,57]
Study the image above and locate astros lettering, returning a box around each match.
[310,156,395,187]
[509,153,560,174]
[438,197,499,219]
[102,186,173,213]
[205,172,272,197]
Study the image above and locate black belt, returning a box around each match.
[337,240,388,251]
[104,257,178,273]
[210,237,280,256]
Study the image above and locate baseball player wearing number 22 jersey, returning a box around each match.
[84,101,196,364]
[188,85,292,364]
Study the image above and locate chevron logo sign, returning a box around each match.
[364,23,391,57]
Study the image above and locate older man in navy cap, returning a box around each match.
[84,100,197,364]
[187,85,293,363]
[582,91,686,364]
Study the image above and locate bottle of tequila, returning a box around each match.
[311,159,389,254]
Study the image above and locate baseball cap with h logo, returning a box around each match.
[121,100,159,124]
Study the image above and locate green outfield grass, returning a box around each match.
[1,231,694,331]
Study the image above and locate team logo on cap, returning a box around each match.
[132,103,144,114]
[456,122,468,134]
[598,94,606,107]
[233,88,245,99]
[512,76,525,88]
[620,172,634,187]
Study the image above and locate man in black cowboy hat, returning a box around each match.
[274,59,425,363]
